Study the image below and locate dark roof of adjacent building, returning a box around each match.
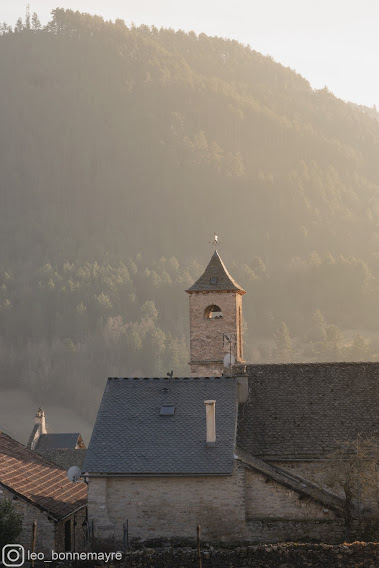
[35,433,83,450]
[186,251,246,294]
[84,376,237,475]
[237,362,379,459]
[0,432,87,521]
[35,449,87,471]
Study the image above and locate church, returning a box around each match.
[83,250,379,544]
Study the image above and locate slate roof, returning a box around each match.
[186,251,246,294]
[35,433,82,450]
[84,376,237,475]
[35,449,87,471]
[0,432,87,521]
[237,362,379,459]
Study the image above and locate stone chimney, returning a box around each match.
[204,400,216,445]
[35,407,47,434]
[27,407,47,450]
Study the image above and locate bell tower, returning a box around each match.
[186,250,246,376]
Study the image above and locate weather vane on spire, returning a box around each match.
[209,232,219,249]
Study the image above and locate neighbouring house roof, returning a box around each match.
[237,362,379,459]
[0,432,87,521]
[35,449,87,471]
[35,433,84,450]
[84,376,237,475]
[186,251,246,294]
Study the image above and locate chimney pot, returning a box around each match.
[204,400,216,445]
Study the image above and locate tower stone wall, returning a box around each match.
[189,292,244,376]
[186,251,246,377]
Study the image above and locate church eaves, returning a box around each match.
[186,251,246,294]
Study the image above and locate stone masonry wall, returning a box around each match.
[0,484,55,554]
[54,507,87,553]
[273,460,379,517]
[245,469,337,521]
[243,468,346,544]
[113,542,379,567]
[88,463,247,543]
[0,484,87,554]
[189,292,243,376]
[246,519,346,544]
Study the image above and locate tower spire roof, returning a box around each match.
[186,251,246,294]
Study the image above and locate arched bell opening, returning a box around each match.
[204,305,223,319]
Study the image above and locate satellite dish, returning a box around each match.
[67,466,82,483]
[223,353,235,367]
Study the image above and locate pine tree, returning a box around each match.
[346,333,369,361]
[32,12,41,31]
[25,5,31,31]
[0,500,22,548]
[319,324,343,361]
[272,322,294,363]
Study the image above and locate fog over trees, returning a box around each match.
[1,8,379,440]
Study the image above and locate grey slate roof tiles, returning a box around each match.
[84,376,237,475]
[35,433,82,450]
[186,251,246,294]
[237,362,379,458]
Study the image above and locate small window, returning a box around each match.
[204,305,223,319]
[160,404,175,416]
[209,277,218,285]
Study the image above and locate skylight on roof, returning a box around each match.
[210,277,218,285]
[160,404,176,416]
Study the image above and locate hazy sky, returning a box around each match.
[3,1,379,108]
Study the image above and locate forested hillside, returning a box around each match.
[1,8,379,440]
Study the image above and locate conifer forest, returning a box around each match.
[1,9,379,439]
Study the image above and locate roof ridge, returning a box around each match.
[0,432,64,469]
[107,376,236,380]
[39,432,81,436]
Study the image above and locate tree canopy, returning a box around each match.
[1,8,379,440]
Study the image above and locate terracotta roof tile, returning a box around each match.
[0,432,87,520]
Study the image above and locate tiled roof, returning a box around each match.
[237,362,379,458]
[35,449,87,471]
[186,251,246,294]
[35,433,82,450]
[84,377,237,475]
[0,432,87,520]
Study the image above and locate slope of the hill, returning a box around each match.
[1,9,379,441]
[1,8,379,267]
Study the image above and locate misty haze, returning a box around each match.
[0,7,379,445]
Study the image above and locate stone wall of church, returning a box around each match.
[273,460,379,517]
[245,469,337,521]
[189,292,243,376]
[244,468,345,543]
[88,463,247,543]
